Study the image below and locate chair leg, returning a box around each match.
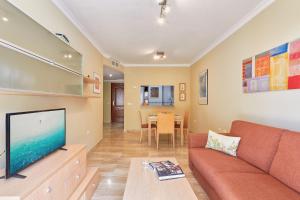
[172,133,175,148]
[157,134,159,150]
[140,129,143,143]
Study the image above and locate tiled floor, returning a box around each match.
[89,123,209,200]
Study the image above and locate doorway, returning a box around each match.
[103,65,124,128]
[111,83,124,123]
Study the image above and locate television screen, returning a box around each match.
[141,85,174,106]
[6,109,66,178]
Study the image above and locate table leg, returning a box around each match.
[148,120,151,146]
[181,119,184,146]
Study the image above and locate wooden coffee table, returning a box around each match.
[123,157,198,200]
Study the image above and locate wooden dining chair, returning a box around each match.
[156,112,175,149]
[138,111,156,143]
[175,111,189,140]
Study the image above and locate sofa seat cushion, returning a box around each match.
[212,172,300,200]
[230,120,283,172]
[270,130,300,193]
[189,148,263,184]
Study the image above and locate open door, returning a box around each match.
[111,83,124,123]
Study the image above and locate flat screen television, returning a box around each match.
[5,108,66,178]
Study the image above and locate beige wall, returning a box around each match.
[103,82,111,123]
[0,0,104,170]
[124,67,190,131]
[190,0,300,133]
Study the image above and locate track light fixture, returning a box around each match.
[157,0,170,25]
[153,51,167,60]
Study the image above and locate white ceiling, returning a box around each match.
[52,0,274,66]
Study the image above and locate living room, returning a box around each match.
[0,0,299,200]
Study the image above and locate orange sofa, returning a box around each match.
[188,120,300,200]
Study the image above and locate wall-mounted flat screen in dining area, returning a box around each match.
[140,85,174,106]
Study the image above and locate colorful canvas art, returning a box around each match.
[270,43,289,91]
[242,58,252,93]
[243,39,300,93]
[289,39,300,89]
[255,52,270,77]
[242,58,252,80]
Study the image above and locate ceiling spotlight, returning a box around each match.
[164,5,171,14]
[2,17,8,22]
[157,17,165,25]
[153,55,160,60]
[153,51,166,60]
[109,74,113,77]
[64,54,72,59]
[156,0,170,25]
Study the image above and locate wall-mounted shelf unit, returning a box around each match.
[0,88,101,99]
[83,76,97,84]
[0,1,85,97]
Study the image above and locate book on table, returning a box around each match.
[149,160,185,181]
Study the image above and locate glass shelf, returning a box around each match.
[0,45,83,96]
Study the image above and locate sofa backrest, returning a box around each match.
[230,120,283,172]
[270,130,300,193]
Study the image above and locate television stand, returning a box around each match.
[13,174,26,179]
[0,145,99,200]
[59,147,68,151]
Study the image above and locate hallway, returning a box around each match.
[89,123,208,200]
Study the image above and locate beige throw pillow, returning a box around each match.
[205,130,241,156]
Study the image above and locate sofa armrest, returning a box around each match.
[188,133,208,148]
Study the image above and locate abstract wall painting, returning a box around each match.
[270,43,289,91]
[243,39,300,93]
[199,69,208,105]
[289,39,300,89]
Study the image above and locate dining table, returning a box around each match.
[147,114,184,147]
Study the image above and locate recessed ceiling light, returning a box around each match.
[2,17,8,22]
[109,74,113,77]
[157,17,165,25]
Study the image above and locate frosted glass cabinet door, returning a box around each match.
[0,46,83,95]
[0,1,82,73]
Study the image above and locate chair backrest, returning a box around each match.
[157,112,175,134]
[183,111,189,129]
[138,111,143,127]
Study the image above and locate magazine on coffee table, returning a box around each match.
[149,160,185,181]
